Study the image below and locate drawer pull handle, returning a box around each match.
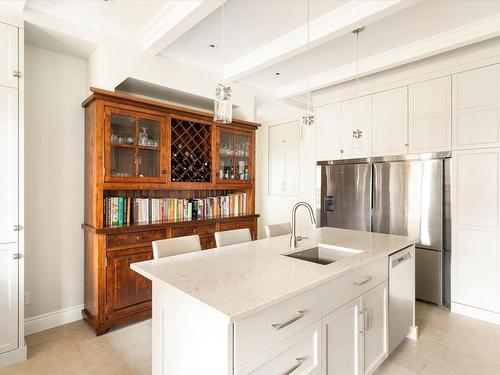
[269,311,303,330]
[136,235,142,241]
[284,358,305,375]
[353,276,372,286]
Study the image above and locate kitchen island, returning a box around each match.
[131,227,416,375]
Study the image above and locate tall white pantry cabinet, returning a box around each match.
[0,15,26,368]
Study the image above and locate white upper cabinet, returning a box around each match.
[315,102,342,161]
[453,64,500,150]
[452,149,500,313]
[0,243,19,354]
[342,95,372,159]
[372,87,408,157]
[0,86,18,244]
[409,76,451,153]
[269,121,300,195]
[0,23,18,89]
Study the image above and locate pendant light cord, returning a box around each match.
[307,0,311,116]
[222,3,225,85]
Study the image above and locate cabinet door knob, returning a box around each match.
[13,225,22,231]
[161,170,167,175]
[13,253,21,260]
[136,235,142,241]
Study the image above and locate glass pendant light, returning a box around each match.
[214,3,232,124]
[301,0,314,129]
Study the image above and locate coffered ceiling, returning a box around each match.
[3,0,500,102]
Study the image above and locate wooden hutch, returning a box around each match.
[82,88,259,335]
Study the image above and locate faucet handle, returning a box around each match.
[296,236,308,242]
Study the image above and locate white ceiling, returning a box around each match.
[5,0,500,104]
[161,0,348,73]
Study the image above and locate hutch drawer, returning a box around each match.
[171,224,216,237]
[219,219,255,232]
[106,229,166,248]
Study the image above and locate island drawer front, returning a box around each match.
[106,230,165,248]
[171,224,215,237]
[321,257,388,316]
[234,321,321,375]
[234,288,322,368]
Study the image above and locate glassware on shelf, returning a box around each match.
[126,136,135,145]
[139,127,149,146]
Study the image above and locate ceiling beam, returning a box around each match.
[277,13,500,98]
[140,0,225,56]
[223,0,419,82]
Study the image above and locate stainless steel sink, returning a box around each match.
[284,244,362,265]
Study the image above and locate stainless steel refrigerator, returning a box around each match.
[318,153,451,306]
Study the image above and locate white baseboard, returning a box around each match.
[406,325,418,341]
[451,302,500,325]
[0,345,27,368]
[24,304,84,336]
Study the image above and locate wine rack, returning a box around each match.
[171,118,212,182]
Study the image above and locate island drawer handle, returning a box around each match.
[353,276,372,286]
[269,311,304,330]
[284,358,305,374]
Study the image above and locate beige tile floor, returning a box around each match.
[2,302,500,375]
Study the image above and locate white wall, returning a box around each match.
[255,120,316,238]
[88,42,256,121]
[24,45,87,321]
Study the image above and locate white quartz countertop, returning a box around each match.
[131,227,415,322]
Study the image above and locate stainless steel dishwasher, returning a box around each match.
[389,246,415,353]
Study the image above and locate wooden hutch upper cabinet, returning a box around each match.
[216,125,254,185]
[104,107,167,183]
[82,88,259,335]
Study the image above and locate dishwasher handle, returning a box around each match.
[391,251,413,268]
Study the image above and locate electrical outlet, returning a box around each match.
[24,291,30,305]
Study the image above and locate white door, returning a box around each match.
[285,146,300,195]
[342,96,372,159]
[269,122,300,196]
[323,298,363,375]
[452,149,500,313]
[269,148,286,195]
[0,243,19,354]
[0,86,18,244]
[452,64,500,150]
[372,87,408,157]
[0,23,18,89]
[362,281,388,375]
[315,102,342,161]
[409,76,451,153]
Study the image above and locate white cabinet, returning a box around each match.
[362,281,388,374]
[409,76,451,153]
[0,243,19,354]
[322,298,362,375]
[235,322,321,375]
[323,281,388,375]
[341,96,372,159]
[0,23,18,89]
[315,102,342,161]
[269,121,300,195]
[372,87,408,156]
[0,19,23,366]
[452,149,500,314]
[453,64,500,150]
[0,86,18,244]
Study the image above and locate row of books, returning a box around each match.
[103,193,247,227]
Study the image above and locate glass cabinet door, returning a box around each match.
[218,129,251,182]
[106,108,165,182]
